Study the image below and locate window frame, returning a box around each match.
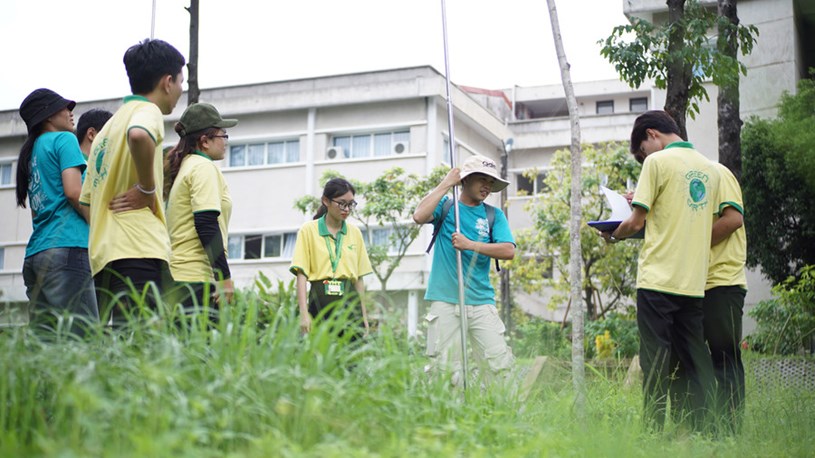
[228,232,298,260]
[596,100,614,115]
[0,161,15,187]
[226,138,301,168]
[330,130,410,160]
[629,97,648,113]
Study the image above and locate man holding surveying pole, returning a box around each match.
[413,155,516,386]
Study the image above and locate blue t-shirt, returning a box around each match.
[425,196,515,305]
[25,131,89,257]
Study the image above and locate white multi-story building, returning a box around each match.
[1,0,811,330]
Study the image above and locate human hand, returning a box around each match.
[600,231,619,244]
[624,191,634,206]
[109,185,157,213]
[300,314,312,334]
[451,231,475,251]
[217,278,234,306]
[441,167,462,189]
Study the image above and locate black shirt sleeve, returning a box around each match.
[193,210,231,280]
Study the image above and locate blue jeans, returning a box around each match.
[23,247,99,337]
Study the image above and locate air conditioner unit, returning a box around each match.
[326,146,344,160]
[392,141,409,155]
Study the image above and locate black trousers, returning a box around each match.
[308,279,363,339]
[703,285,746,433]
[94,258,172,328]
[637,289,715,432]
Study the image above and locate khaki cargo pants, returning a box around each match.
[425,301,515,385]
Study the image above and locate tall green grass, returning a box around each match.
[1,286,813,457]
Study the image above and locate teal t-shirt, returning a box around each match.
[425,196,515,305]
[25,131,89,257]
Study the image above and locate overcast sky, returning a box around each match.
[0,0,629,110]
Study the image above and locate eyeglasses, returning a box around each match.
[331,199,358,211]
[211,134,229,140]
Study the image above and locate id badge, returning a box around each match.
[324,280,344,296]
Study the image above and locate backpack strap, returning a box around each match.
[426,198,455,254]
[483,203,501,272]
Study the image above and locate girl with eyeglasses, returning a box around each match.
[289,177,372,338]
[165,103,237,318]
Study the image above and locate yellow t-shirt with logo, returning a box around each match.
[79,95,170,275]
[166,152,232,282]
[289,216,373,281]
[631,142,720,297]
[706,162,747,290]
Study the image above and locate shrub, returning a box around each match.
[584,313,639,359]
[511,318,571,359]
[748,265,815,355]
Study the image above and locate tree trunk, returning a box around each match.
[500,146,512,334]
[717,0,743,179]
[665,0,690,140]
[186,0,200,105]
[547,0,585,417]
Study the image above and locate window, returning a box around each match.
[515,171,549,195]
[596,100,614,115]
[0,247,4,270]
[0,162,13,186]
[228,139,300,167]
[228,233,297,260]
[362,227,399,255]
[630,97,648,113]
[331,130,409,159]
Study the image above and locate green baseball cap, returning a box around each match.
[178,102,238,136]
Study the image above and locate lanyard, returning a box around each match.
[323,231,344,275]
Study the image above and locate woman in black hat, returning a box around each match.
[164,103,238,317]
[16,88,99,336]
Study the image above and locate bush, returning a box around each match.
[511,318,571,359]
[748,265,815,355]
[584,313,639,359]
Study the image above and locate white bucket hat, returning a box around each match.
[459,154,509,192]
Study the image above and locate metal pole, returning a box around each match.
[150,0,157,39]
[440,0,469,390]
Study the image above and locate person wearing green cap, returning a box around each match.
[165,103,238,314]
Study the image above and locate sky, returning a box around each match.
[0,0,629,111]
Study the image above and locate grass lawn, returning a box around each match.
[1,292,813,457]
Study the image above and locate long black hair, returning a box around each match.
[15,123,45,208]
[313,177,355,220]
[164,123,220,197]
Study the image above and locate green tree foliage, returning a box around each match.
[294,167,448,295]
[741,77,815,284]
[748,265,815,355]
[599,1,757,129]
[507,143,642,321]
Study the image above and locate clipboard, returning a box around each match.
[587,186,644,239]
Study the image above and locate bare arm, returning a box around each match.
[354,278,370,333]
[451,232,515,260]
[61,167,88,222]
[413,167,460,224]
[711,206,744,246]
[108,128,157,213]
[296,272,310,333]
[602,206,647,243]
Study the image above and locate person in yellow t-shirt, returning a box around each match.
[165,103,237,315]
[602,111,717,433]
[289,178,372,339]
[704,162,747,434]
[80,39,185,326]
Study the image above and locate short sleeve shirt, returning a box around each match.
[80,95,170,275]
[424,196,515,305]
[706,162,747,290]
[25,131,88,257]
[166,152,232,282]
[631,142,720,297]
[289,216,373,281]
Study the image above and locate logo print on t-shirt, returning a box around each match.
[475,218,490,239]
[685,170,709,211]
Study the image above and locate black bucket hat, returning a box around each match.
[19,88,76,133]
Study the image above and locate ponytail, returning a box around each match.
[312,204,328,220]
[15,126,44,208]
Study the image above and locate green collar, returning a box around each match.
[192,150,212,161]
[665,141,694,150]
[123,95,151,104]
[318,215,347,237]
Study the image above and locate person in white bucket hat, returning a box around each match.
[413,154,515,385]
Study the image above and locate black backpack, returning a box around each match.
[425,198,500,271]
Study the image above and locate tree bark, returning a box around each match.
[187,0,200,105]
[665,0,691,140]
[547,0,585,417]
[717,0,742,179]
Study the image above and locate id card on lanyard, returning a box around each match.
[323,230,345,296]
